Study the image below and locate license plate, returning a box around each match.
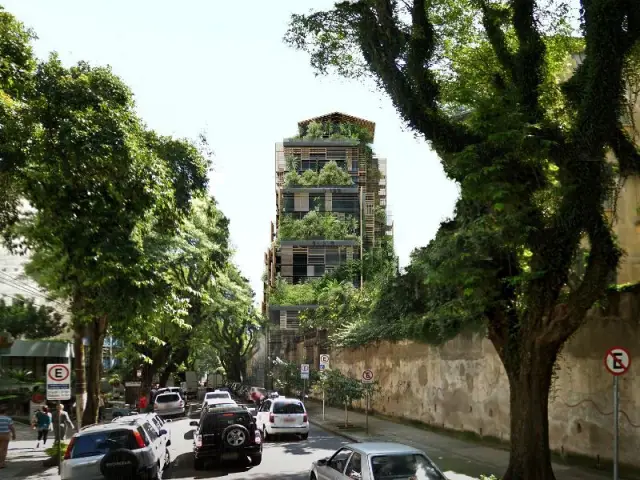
[284,418,295,423]
[221,452,239,460]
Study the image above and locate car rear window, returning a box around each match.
[71,430,138,459]
[206,393,230,399]
[273,402,305,414]
[157,394,179,403]
[370,454,446,480]
[201,411,251,431]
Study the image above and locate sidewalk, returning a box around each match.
[4,422,58,480]
[306,400,635,480]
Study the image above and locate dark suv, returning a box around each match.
[190,404,263,470]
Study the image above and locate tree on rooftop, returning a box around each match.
[286,1,640,479]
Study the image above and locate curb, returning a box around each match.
[309,418,362,443]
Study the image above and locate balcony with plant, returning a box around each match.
[293,120,374,144]
[283,159,354,188]
[268,277,318,306]
[278,210,358,241]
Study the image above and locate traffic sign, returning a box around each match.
[301,363,310,380]
[605,347,631,376]
[362,369,374,384]
[319,354,330,371]
[46,363,71,401]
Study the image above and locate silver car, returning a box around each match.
[61,417,170,480]
[310,442,447,480]
[153,392,186,418]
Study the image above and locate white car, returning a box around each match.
[201,390,235,409]
[153,392,186,418]
[255,397,309,440]
[61,416,169,479]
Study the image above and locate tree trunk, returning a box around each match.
[501,339,558,480]
[82,317,107,426]
[73,323,86,428]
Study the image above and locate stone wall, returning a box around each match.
[287,289,640,467]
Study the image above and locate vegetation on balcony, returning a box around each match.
[268,277,317,305]
[278,210,358,241]
[284,159,354,187]
[294,120,373,143]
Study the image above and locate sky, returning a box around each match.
[3,0,459,300]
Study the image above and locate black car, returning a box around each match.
[190,404,263,470]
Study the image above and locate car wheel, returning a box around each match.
[193,457,205,470]
[310,473,317,480]
[250,454,262,466]
[300,433,309,440]
[223,424,249,447]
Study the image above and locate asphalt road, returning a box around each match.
[163,417,348,480]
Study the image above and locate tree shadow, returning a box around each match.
[263,429,348,457]
[167,452,254,479]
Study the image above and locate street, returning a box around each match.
[164,418,348,480]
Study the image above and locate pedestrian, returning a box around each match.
[138,393,148,412]
[150,384,158,405]
[0,404,16,469]
[32,406,52,448]
[98,394,105,422]
[52,404,75,443]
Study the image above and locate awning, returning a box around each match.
[0,339,73,358]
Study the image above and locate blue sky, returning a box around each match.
[4,0,459,299]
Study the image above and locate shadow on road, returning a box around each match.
[167,452,253,479]
[265,431,342,457]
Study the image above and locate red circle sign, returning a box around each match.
[48,364,70,382]
[604,346,631,376]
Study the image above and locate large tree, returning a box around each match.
[286,1,640,479]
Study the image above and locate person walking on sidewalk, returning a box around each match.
[52,404,75,443]
[0,404,16,469]
[98,394,105,422]
[32,406,52,448]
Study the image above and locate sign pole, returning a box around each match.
[613,375,619,480]
[603,346,631,480]
[322,389,325,421]
[57,401,62,475]
[365,390,369,435]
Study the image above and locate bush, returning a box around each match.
[284,161,354,187]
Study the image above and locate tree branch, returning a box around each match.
[611,126,640,175]
[342,0,482,155]
[511,0,546,118]
[479,1,516,80]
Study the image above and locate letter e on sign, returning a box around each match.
[604,347,631,376]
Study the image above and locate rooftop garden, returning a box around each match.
[294,120,374,144]
[269,277,318,305]
[278,210,358,241]
[284,160,354,187]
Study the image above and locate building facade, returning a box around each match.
[256,112,392,384]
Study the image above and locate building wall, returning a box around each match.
[288,290,640,467]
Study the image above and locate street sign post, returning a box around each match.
[604,346,631,480]
[46,363,71,401]
[319,354,330,371]
[361,369,374,433]
[47,363,70,475]
[301,364,310,400]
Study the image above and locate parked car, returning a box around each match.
[61,415,170,480]
[202,390,235,409]
[255,397,309,441]
[112,413,171,450]
[190,404,263,470]
[153,392,186,418]
[310,442,447,480]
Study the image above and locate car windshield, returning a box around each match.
[205,392,230,399]
[273,402,304,414]
[156,394,179,403]
[71,430,137,459]
[370,454,446,480]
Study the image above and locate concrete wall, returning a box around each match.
[288,290,640,467]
